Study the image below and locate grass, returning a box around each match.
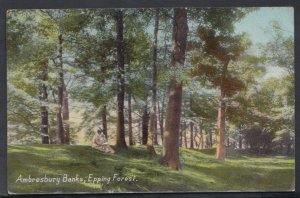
[8,144,295,194]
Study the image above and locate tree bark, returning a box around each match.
[142,103,149,145]
[39,59,50,144]
[148,9,160,153]
[56,31,65,144]
[216,59,230,160]
[160,8,188,170]
[115,9,127,150]
[128,93,134,145]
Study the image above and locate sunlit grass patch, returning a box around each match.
[8,144,294,193]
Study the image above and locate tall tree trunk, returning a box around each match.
[160,8,188,170]
[39,59,50,144]
[190,121,194,149]
[62,80,70,144]
[115,9,127,150]
[128,93,134,145]
[216,60,230,160]
[142,103,149,145]
[148,9,160,153]
[56,31,65,144]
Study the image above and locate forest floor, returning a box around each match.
[8,144,294,194]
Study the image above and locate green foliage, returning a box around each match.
[189,8,256,34]
[7,8,294,157]
[261,21,294,74]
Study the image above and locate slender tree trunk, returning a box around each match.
[183,122,187,148]
[142,103,149,145]
[179,123,183,147]
[100,66,107,139]
[158,91,165,143]
[101,106,107,139]
[115,9,127,150]
[138,120,141,144]
[62,80,70,144]
[216,60,230,160]
[160,8,188,170]
[157,100,162,143]
[39,59,50,144]
[195,134,200,149]
[148,9,160,153]
[239,135,242,149]
[200,123,204,149]
[287,143,291,155]
[210,132,213,147]
[194,125,197,148]
[56,31,65,144]
[128,93,134,145]
[190,121,194,149]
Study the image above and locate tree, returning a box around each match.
[7,10,57,144]
[142,102,149,145]
[160,8,188,170]
[192,27,249,160]
[62,81,70,144]
[148,9,160,154]
[189,121,194,149]
[115,9,127,150]
[127,93,134,145]
[56,29,65,144]
[38,59,50,144]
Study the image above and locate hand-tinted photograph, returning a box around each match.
[7,7,294,193]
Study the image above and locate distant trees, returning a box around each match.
[242,125,275,154]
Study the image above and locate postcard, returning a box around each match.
[7,7,295,194]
